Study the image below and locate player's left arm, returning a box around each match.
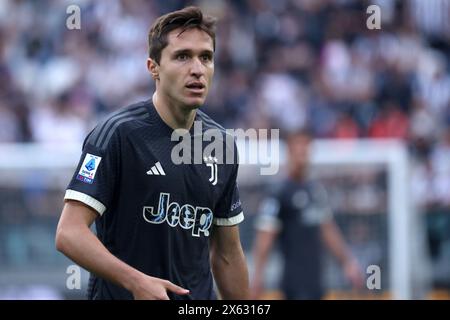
[313,182,364,289]
[320,219,364,288]
[210,224,249,300]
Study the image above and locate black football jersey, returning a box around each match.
[65,99,244,300]
[256,179,332,299]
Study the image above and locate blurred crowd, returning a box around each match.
[0,0,449,210]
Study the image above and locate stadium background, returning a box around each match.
[0,0,449,299]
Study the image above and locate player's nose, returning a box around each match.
[189,57,205,78]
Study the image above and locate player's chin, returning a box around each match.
[184,96,206,109]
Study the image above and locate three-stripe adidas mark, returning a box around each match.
[146,162,166,176]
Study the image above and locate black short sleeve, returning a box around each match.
[64,130,120,215]
[213,143,244,226]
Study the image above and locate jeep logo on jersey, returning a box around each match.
[143,193,213,237]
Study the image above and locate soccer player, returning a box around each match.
[251,129,363,299]
[55,6,249,300]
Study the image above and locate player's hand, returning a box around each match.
[250,275,264,299]
[344,258,364,289]
[131,274,190,300]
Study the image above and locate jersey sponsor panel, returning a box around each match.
[143,192,213,237]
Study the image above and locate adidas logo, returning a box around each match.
[146,162,166,176]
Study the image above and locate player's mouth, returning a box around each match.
[185,82,205,94]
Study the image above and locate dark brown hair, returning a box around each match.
[148,6,216,64]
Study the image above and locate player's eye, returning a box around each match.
[201,54,212,62]
[176,53,189,61]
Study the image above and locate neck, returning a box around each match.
[289,167,306,181]
[152,91,197,130]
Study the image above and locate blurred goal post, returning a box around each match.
[311,139,413,300]
[237,138,418,300]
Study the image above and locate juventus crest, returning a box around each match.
[204,155,218,186]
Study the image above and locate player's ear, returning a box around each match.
[147,58,159,80]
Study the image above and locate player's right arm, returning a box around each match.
[57,116,189,300]
[55,200,189,300]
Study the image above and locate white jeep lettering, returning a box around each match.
[143,193,213,237]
